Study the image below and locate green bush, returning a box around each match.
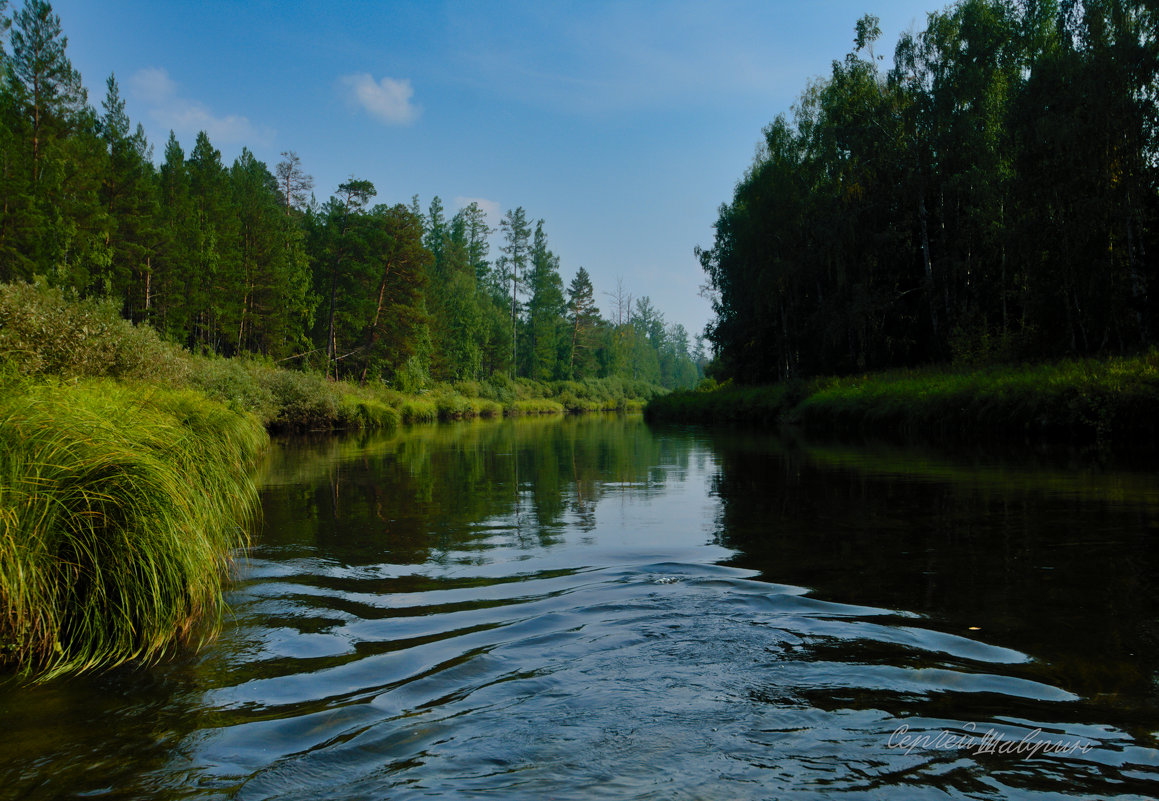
[0,280,191,384]
[509,398,566,415]
[187,356,278,421]
[431,390,474,420]
[338,395,400,431]
[470,398,503,418]
[264,369,342,431]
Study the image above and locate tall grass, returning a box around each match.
[646,354,1159,447]
[0,378,267,679]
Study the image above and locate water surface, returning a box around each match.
[2,415,1157,799]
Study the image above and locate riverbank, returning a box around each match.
[0,281,659,433]
[0,281,660,679]
[645,354,1159,447]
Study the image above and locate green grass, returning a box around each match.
[338,395,400,431]
[646,354,1159,446]
[508,398,567,415]
[0,378,267,680]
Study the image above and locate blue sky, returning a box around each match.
[52,0,941,338]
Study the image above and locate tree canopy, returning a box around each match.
[699,0,1159,382]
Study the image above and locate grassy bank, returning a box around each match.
[0,377,266,679]
[646,355,1159,446]
[0,282,660,432]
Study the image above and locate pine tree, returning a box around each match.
[524,220,566,380]
[10,0,83,180]
[274,150,313,215]
[101,73,158,318]
[566,266,600,378]
[497,206,531,374]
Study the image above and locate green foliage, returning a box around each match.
[339,395,400,431]
[0,377,266,679]
[509,398,566,415]
[0,280,190,382]
[0,0,698,397]
[399,397,438,424]
[700,0,1159,382]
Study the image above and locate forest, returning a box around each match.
[699,0,1159,382]
[0,0,702,391]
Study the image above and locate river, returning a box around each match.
[2,414,1158,799]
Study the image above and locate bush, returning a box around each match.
[432,390,474,420]
[0,280,191,384]
[400,397,438,423]
[187,356,278,422]
[470,398,503,418]
[509,398,566,415]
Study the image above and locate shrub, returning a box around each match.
[187,356,278,422]
[508,398,566,415]
[338,395,400,431]
[0,280,191,384]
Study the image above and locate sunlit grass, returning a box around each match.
[646,353,1159,445]
[0,377,267,680]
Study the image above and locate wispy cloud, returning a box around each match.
[441,1,834,117]
[128,67,271,146]
[340,73,420,125]
[454,196,500,226]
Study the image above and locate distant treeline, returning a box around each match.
[700,0,1159,382]
[0,0,703,390]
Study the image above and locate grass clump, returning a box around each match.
[338,395,400,431]
[0,378,267,680]
[399,397,438,424]
[509,398,567,415]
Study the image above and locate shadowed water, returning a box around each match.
[1,415,1157,799]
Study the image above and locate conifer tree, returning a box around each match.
[566,266,600,378]
[524,220,566,380]
[497,206,530,374]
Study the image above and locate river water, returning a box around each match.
[2,415,1158,799]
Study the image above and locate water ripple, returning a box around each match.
[175,560,1159,799]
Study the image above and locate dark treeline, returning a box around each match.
[700,0,1159,382]
[0,0,701,390]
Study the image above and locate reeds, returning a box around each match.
[0,378,267,679]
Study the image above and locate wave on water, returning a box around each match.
[171,559,1159,800]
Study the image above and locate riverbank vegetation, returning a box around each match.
[0,278,662,679]
[0,377,267,679]
[673,1,1159,437]
[646,353,1159,446]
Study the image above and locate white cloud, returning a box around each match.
[129,66,177,105]
[454,196,500,226]
[128,67,271,146]
[340,73,420,125]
